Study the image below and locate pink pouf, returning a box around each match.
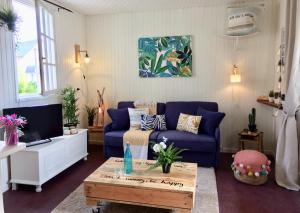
[231,150,271,185]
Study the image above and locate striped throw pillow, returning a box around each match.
[141,115,167,131]
[128,108,149,130]
[176,113,201,134]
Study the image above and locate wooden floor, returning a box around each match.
[3,145,300,213]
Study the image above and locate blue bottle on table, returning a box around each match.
[124,142,133,175]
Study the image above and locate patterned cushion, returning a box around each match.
[141,114,167,131]
[128,108,149,130]
[176,113,201,134]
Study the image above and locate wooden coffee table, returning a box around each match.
[84,157,197,213]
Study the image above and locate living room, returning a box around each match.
[0,0,299,212]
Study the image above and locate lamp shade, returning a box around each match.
[230,65,241,83]
[84,53,90,64]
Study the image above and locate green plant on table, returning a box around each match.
[248,108,257,132]
[85,105,97,126]
[61,86,79,126]
[149,137,187,173]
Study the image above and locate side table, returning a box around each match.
[88,126,104,145]
[238,130,264,153]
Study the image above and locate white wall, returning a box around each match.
[0,0,87,191]
[85,1,278,153]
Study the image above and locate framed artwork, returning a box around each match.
[138,35,192,78]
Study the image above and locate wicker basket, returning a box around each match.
[234,172,268,185]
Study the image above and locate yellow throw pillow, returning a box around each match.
[176,113,201,134]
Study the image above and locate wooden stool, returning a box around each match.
[88,126,104,145]
[238,130,264,152]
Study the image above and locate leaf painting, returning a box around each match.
[138,35,192,78]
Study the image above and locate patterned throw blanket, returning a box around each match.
[123,101,157,159]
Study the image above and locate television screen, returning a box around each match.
[3,104,63,143]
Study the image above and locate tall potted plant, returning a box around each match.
[85,105,97,126]
[248,108,257,132]
[0,8,18,32]
[61,86,79,127]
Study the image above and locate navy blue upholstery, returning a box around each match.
[104,101,224,167]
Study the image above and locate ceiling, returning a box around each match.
[56,0,266,16]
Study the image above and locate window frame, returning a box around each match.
[36,0,58,95]
[14,0,58,101]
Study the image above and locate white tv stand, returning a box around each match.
[10,129,88,192]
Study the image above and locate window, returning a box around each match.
[13,0,57,99]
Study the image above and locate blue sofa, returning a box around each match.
[104,101,224,167]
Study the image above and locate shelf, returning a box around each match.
[257,99,282,109]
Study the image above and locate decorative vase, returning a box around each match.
[4,126,19,145]
[162,163,172,173]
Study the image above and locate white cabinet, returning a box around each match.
[10,129,88,192]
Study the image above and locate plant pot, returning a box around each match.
[64,123,77,128]
[268,97,274,103]
[88,119,94,126]
[4,126,18,145]
[248,124,257,132]
[274,98,280,105]
[162,163,172,173]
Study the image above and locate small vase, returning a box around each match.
[4,126,19,146]
[162,163,172,173]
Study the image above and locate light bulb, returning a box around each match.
[84,53,90,64]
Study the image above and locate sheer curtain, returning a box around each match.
[276,0,300,191]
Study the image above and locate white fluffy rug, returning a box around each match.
[52,167,219,213]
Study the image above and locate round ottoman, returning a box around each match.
[231,150,271,185]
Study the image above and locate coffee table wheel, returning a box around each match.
[175,209,192,213]
[91,201,104,213]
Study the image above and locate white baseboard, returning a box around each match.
[221,147,275,157]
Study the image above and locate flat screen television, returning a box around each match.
[3,104,63,143]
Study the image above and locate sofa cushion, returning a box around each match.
[141,114,167,131]
[118,101,166,115]
[165,102,218,130]
[197,107,225,136]
[128,108,149,129]
[105,131,161,147]
[157,130,216,152]
[176,113,201,134]
[107,108,130,131]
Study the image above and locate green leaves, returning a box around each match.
[61,86,80,125]
[0,8,18,32]
[152,142,188,166]
[138,36,192,77]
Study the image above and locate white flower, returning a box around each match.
[159,142,167,150]
[153,144,161,153]
[162,137,168,143]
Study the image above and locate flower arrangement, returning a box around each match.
[151,137,187,173]
[0,114,26,145]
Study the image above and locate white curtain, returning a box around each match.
[276,0,300,191]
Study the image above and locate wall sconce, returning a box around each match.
[230,64,241,83]
[75,44,90,64]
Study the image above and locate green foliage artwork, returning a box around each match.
[138,35,192,78]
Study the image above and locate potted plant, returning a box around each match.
[85,105,97,126]
[268,90,274,103]
[248,108,257,132]
[150,137,187,173]
[61,86,79,127]
[0,7,18,32]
